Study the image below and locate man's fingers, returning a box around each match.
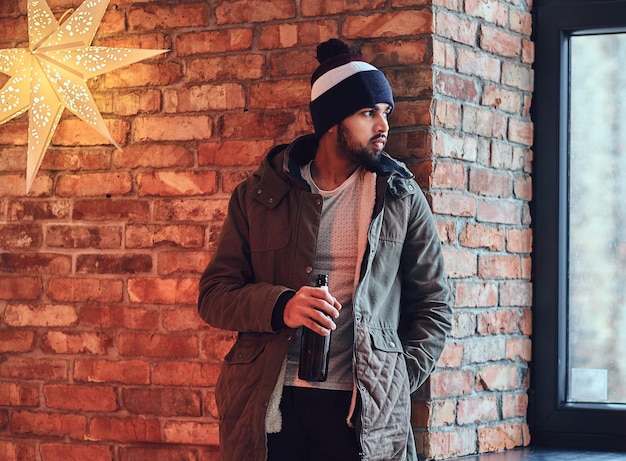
[309,308,336,331]
[283,285,341,330]
[304,315,334,336]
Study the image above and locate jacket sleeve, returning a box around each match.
[399,188,453,393]
[197,181,294,333]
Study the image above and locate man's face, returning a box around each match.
[336,103,391,171]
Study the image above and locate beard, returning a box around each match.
[337,122,385,172]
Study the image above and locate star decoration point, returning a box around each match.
[0,0,167,192]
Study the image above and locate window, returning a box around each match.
[532,0,626,449]
[568,33,626,406]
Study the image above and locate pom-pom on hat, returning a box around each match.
[310,39,394,136]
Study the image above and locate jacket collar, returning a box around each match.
[253,134,415,209]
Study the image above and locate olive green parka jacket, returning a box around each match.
[197,135,452,461]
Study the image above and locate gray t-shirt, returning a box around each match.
[284,163,364,391]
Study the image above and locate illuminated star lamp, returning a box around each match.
[0,0,167,192]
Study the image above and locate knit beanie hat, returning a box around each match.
[310,39,394,136]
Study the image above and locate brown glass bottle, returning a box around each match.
[298,274,331,382]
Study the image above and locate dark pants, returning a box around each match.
[267,386,362,461]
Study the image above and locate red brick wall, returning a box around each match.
[0,0,533,459]
[412,0,534,457]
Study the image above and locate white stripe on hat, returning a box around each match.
[310,60,379,102]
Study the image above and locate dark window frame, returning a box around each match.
[531,0,626,450]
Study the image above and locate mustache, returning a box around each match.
[370,134,387,143]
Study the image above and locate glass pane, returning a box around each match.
[568,33,626,404]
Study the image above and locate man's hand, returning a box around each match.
[283,286,342,336]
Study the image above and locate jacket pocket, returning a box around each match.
[216,335,268,421]
[248,202,291,252]
[223,335,266,364]
[369,328,404,353]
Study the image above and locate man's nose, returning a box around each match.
[375,113,389,132]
